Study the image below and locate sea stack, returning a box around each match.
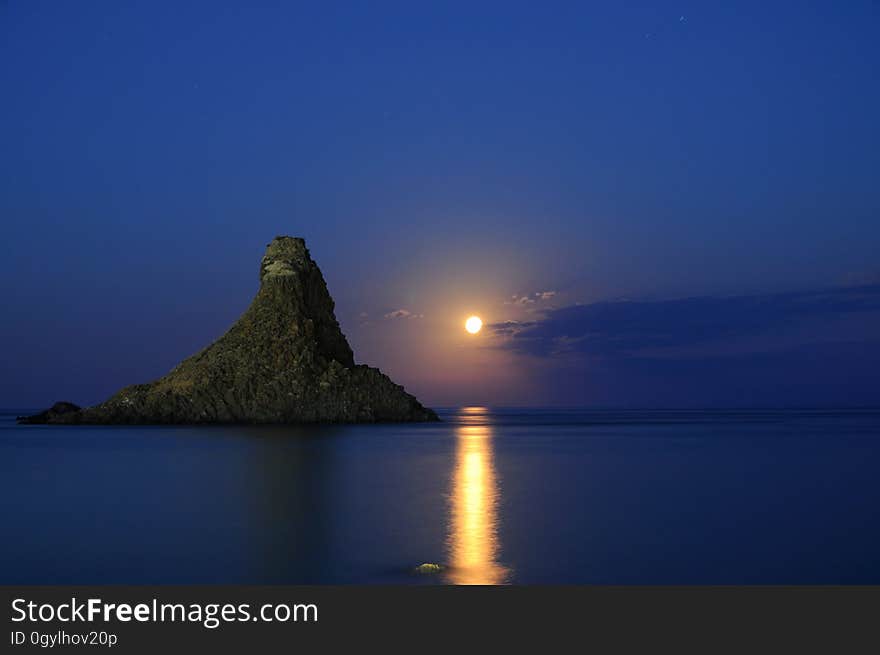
[20,237,438,424]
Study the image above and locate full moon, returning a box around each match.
[465,315,483,334]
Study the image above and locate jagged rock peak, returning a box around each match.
[260,236,310,282]
[255,236,354,368]
[19,236,438,425]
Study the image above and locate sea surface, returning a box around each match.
[2,406,880,584]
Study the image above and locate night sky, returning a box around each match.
[2,1,879,408]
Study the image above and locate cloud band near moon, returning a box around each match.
[486,284,880,407]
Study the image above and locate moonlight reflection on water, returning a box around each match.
[446,407,509,584]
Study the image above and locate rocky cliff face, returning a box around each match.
[20,237,438,424]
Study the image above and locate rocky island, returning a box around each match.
[20,237,438,424]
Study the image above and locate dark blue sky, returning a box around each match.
[2,1,879,407]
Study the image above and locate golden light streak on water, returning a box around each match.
[446,407,509,584]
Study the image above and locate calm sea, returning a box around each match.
[2,407,879,584]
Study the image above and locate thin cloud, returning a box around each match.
[505,290,557,306]
[490,320,537,336]
[383,309,423,320]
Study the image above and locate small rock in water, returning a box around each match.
[17,401,81,424]
[414,563,444,574]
